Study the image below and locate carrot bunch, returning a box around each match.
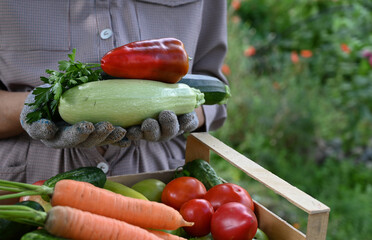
[0,179,191,240]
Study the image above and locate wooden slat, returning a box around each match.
[254,201,306,240]
[306,212,330,240]
[185,133,210,163]
[108,170,176,187]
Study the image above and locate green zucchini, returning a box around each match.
[0,201,44,240]
[43,167,107,189]
[58,79,205,128]
[21,229,69,240]
[177,159,223,190]
[179,74,231,105]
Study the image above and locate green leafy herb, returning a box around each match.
[26,49,102,123]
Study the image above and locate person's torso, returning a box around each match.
[0,0,205,183]
[0,0,204,91]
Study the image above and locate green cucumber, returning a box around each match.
[43,167,107,188]
[178,159,224,190]
[179,74,231,105]
[21,229,69,240]
[58,79,205,128]
[0,201,44,240]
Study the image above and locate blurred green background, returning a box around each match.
[211,1,372,239]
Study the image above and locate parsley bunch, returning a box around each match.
[26,49,102,123]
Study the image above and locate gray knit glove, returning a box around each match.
[20,87,129,148]
[126,110,199,142]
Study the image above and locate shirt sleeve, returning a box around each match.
[191,0,228,132]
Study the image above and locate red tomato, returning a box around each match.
[30,180,46,185]
[204,183,254,211]
[180,199,214,237]
[211,202,258,240]
[161,177,207,210]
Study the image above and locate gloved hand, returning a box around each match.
[20,87,129,148]
[126,110,199,142]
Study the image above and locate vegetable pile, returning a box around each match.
[0,162,269,240]
[162,160,262,240]
[25,38,230,127]
[0,167,191,240]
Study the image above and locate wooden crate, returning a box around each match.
[0,132,330,240]
[110,132,330,240]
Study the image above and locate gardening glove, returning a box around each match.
[20,86,129,148]
[126,110,199,142]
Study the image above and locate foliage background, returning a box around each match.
[211,1,372,239]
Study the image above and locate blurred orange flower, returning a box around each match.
[231,0,241,11]
[272,81,280,90]
[292,222,301,230]
[291,51,299,64]
[300,50,313,58]
[341,43,351,54]
[221,63,231,76]
[244,46,256,57]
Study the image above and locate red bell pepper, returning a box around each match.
[101,38,189,83]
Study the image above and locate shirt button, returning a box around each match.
[100,28,113,40]
[97,162,109,173]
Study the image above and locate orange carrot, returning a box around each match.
[51,179,193,230]
[45,206,162,240]
[147,230,188,240]
[0,204,161,240]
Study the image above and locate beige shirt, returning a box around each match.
[0,0,228,183]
